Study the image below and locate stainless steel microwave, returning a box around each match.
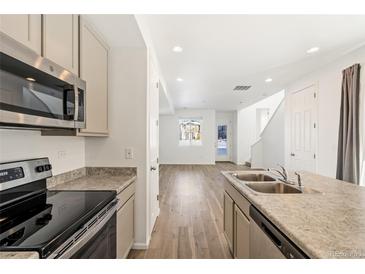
[0,32,86,129]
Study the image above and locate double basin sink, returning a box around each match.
[232,173,319,194]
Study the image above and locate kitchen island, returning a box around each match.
[222,170,365,259]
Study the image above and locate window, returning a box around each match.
[179,118,202,145]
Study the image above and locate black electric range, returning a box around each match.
[0,158,117,259]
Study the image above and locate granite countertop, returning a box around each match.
[0,167,136,259]
[0,252,39,259]
[49,168,137,194]
[222,170,365,259]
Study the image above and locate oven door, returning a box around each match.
[70,212,116,259]
[50,200,117,259]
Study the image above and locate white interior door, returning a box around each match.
[289,85,317,172]
[149,62,160,234]
[216,119,232,162]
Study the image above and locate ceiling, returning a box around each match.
[140,15,365,111]
[86,15,146,48]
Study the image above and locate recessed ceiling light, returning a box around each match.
[172,46,183,53]
[176,78,183,82]
[265,78,273,83]
[26,77,36,82]
[306,47,320,54]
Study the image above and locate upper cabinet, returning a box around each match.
[0,15,42,54]
[42,15,79,74]
[78,17,109,136]
[1,14,109,137]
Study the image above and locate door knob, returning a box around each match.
[150,166,157,171]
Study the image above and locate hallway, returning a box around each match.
[128,163,248,259]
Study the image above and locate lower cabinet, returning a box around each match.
[116,182,135,259]
[223,191,234,253]
[223,187,251,259]
[234,204,250,259]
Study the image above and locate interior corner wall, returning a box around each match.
[284,45,365,179]
[232,111,238,164]
[84,46,149,246]
[159,109,216,165]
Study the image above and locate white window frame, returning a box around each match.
[178,118,202,146]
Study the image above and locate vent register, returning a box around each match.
[233,85,251,91]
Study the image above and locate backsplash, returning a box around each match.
[47,166,137,188]
[0,129,85,175]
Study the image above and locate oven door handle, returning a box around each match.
[49,199,117,259]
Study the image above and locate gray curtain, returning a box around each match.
[336,64,361,184]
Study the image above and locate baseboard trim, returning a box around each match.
[120,240,135,258]
[132,242,149,250]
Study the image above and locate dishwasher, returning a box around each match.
[249,206,309,259]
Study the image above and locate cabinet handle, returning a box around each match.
[290,153,295,157]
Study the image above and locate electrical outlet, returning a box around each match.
[125,148,134,159]
[57,150,66,159]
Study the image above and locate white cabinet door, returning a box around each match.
[0,15,41,54]
[234,204,250,259]
[79,17,108,136]
[117,195,135,259]
[42,15,79,74]
[223,191,234,253]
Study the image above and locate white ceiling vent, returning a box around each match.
[233,85,251,91]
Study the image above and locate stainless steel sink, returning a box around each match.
[245,182,319,194]
[233,173,276,182]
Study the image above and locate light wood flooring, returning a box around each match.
[127,162,249,259]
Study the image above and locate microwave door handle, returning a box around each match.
[74,85,79,122]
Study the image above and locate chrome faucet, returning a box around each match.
[268,164,288,182]
[294,172,302,188]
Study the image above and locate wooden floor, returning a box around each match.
[128,162,249,259]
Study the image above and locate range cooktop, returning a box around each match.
[0,158,116,258]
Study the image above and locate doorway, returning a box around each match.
[216,116,232,162]
[289,85,318,172]
[148,62,160,234]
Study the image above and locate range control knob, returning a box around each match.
[35,165,45,173]
[44,164,52,171]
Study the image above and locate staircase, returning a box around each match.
[251,99,285,169]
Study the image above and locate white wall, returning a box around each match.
[84,46,150,247]
[159,109,216,164]
[284,45,365,180]
[236,91,285,165]
[0,129,85,175]
[251,101,285,169]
